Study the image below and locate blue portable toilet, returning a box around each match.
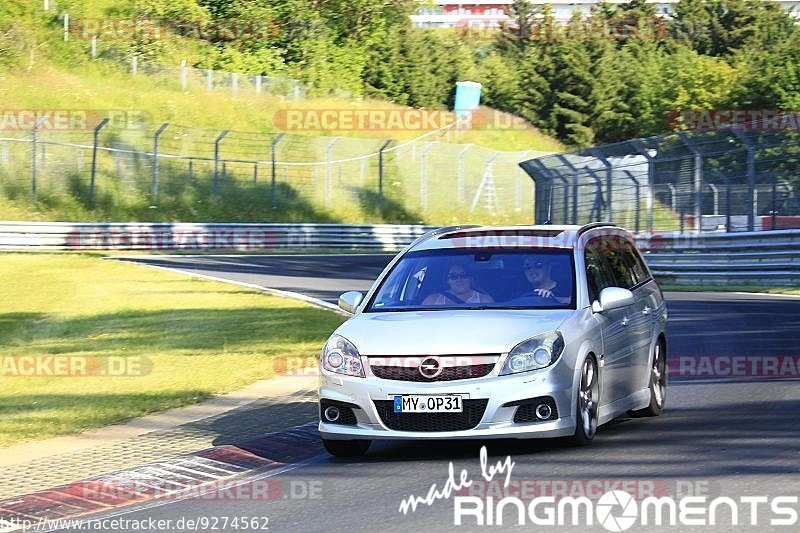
[454,81,482,122]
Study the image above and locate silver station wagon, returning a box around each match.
[318,223,668,457]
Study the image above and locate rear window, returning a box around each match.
[366,249,576,312]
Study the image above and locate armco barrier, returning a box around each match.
[0,222,797,286]
[0,222,436,252]
[635,229,800,286]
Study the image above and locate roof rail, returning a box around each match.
[576,222,617,237]
[408,224,481,248]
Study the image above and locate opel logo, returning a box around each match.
[419,357,442,379]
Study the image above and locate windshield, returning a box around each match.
[366,249,575,312]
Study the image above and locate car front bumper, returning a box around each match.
[318,361,577,441]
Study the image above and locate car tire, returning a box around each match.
[571,356,599,446]
[630,340,667,418]
[322,438,371,457]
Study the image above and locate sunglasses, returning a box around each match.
[524,262,546,270]
[447,272,470,280]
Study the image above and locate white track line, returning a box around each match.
[732,291,800,299]
[110,258,350,316]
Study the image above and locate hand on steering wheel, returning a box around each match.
[533,288,555,299]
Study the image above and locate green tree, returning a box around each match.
[399,29,467,107]
[612,40,669,137]
[663,44,738,112]
[588,38,635,142]
[547,13,597,146]
[362,29,409,103]
[496,0,542,59]
[475,52,524,114]
[671,0,796,56]
[195,0,286,75]
[729,32,800,108]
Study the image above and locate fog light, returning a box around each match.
[535,403,552,420]
[324,406,341,422]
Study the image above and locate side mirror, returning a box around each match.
[593,287,635,313]
[338,291,364,314]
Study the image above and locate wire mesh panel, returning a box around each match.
[2,118,557,224]
[520,122,800,232]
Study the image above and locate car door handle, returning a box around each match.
[621,316,630,327]
[643,306,651,316]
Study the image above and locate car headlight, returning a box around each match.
[321,334,364,378]
[500,331,565,375]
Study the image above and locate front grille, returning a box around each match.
[511,397,559,423]
[370,364,495,382]
[373,399,489,432]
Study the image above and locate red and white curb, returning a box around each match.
[0,423,323,531]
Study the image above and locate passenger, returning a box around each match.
[422,264,493,305]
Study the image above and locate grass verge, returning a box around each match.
[0,253,343,447]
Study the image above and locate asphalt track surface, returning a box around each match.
[70,255,800,532]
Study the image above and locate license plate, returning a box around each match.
[393,395,463,413]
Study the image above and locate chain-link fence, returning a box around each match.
[520,122,800,232]
[0,121,547,224]
[58,10,346,101]
[140,61,309,100]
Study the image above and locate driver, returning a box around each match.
[520,258,570,304]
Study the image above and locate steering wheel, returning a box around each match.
[513,291,556,305]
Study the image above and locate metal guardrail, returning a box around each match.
[636,229,800,285]
[1,222,797,286]
[0,222,436,252]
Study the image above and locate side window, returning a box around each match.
[600,239,650,290]
[623,248,651,286]
[605,250,636,289]
[618,241,650,289]
[585,238,615,302]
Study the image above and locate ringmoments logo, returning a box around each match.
[397,447,799,529]
[453,490,798,532]
[452,489,799,528]
[596,490,638,532]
